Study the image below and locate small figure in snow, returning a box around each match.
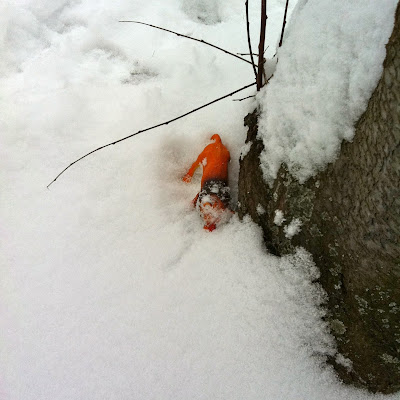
[182,134,232,232]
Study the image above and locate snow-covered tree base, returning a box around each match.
[238,3,400,393]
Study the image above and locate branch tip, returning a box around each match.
[47,82,256,188]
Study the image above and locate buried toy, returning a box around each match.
[182,134,233,231]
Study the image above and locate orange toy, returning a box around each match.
[182,134,232,231]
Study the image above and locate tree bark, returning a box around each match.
[238,3,400,394]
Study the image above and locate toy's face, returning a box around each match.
[199,195,224,226]
[198,194,232,231]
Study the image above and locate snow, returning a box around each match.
[1,0,398,399]
[239,140,252,160]
[258,0,398,183]
[284,218,303,239]
[274,209,286,226]
[256,204,266,215]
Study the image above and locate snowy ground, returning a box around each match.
[1,1,398,399]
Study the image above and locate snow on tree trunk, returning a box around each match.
[238,2,400,394]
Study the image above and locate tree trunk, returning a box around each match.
[238,3,400,394]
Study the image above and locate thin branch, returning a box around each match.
[119,20,255,67]
[237,52,259,57]
[256,0,267,91]
[279,0,290,47]
[245,1,258,82]
[233,95,255,102]
[237,46,269,57]
[47,82,256,188]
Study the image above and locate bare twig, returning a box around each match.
[279,0,290,47]
[238,46,269,57]
[245,1,258,82]
[47,82,256,188]
[120,20,255,67]
[233,95,255,102]
[256,0,267,90]
[237,52,259,57]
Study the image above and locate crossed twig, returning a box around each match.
[48,1,290,187]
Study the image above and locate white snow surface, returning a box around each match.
[258,0,398,183]
[284,218,303,239]
[274,209,286,226]
[256,204,266,216]
[1,1,398,399]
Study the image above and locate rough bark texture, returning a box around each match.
[238,4,400,394]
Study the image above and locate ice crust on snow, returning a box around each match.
[258,0,398,183]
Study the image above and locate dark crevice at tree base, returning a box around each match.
[238,2,400,394]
